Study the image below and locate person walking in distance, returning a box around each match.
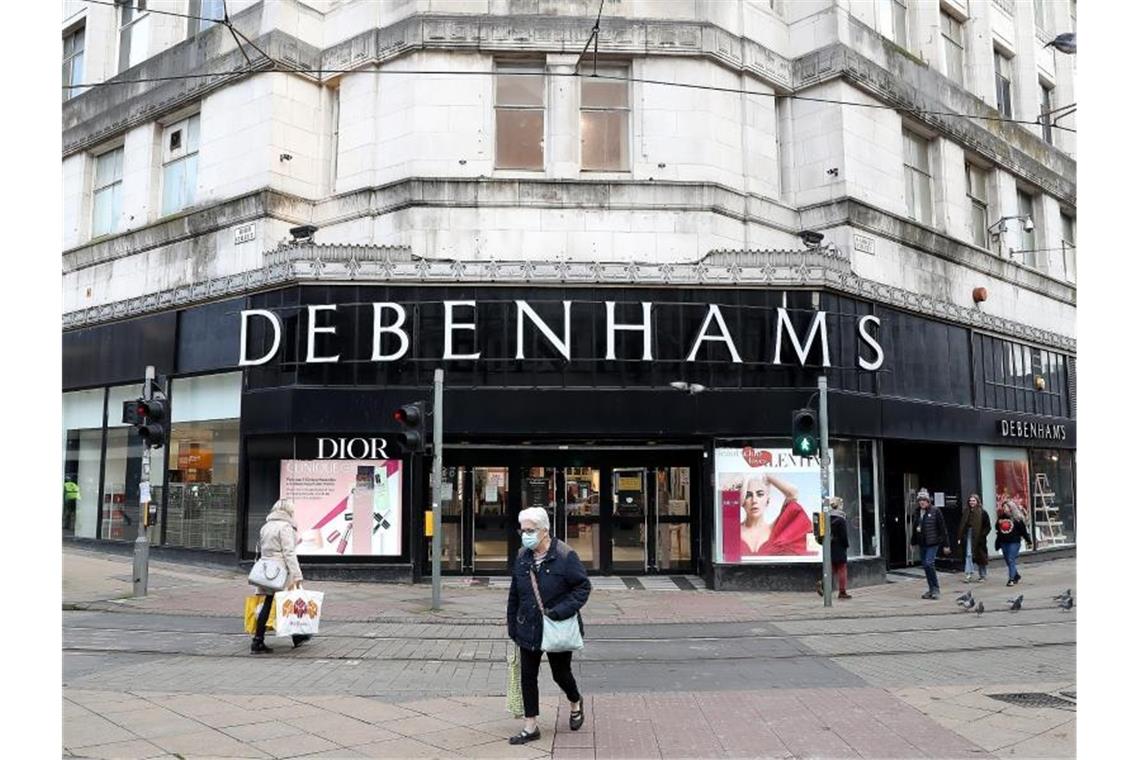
[957,494,992,583]
[506,507,591,745]
[817,497,851,599]
[250,499,309,654]
[910,489,951,599]
[994,500,1032,586]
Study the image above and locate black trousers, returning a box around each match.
[519,646,580,719]
[254,592,274,639]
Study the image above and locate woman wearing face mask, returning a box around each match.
[739,473,812,556]
[505,507,592,745]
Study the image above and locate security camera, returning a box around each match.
[289,224,318,242]
[799,230,824,248]
[1023,217,1034,232]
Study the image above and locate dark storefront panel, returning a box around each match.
[876,307,972,406]
[176,297,243,375]
[63,311,176,391]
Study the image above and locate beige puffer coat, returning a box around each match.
[257,512,303,587]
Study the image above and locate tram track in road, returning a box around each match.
[60,638,1077,663]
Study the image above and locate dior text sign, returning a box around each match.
[237,300,886,370]
[317,437,392,460]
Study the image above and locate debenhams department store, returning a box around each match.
[62,253,1077,589]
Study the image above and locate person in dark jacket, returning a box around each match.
[506,506,592,745]
[817,497,851,599]
[956,494,992,583]
[994,500,1032,586]
[910,489,951,599]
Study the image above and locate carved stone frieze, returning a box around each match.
[62,244,1075,354]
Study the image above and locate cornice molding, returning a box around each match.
[61,244,1075,354]
[63,180,1074,307]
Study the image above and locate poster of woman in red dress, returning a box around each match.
[716,447,827,563]
[994,459,1031,522]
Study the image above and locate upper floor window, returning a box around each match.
[118,1,150,73]
[188,0,225,37]
[892,0,910,49]
[1040,80,1055,145]
[1015,189,1041,268]
[941,12,965,86]
[580,69,630,172]
[63,25,85,102]
[162,114,200,216]
[994,50,1014,118]
[1061,211,1076,282]
[903,129,933,225]
[92,147,124,238]
[1033,0,1052,36]
[965,162,990,249]
[495,63,545,171]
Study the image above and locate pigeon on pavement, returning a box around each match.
[1059,596,1074,611]
[959,597,976,611]
[1053,589,1072,601]
[1008,595,1023,611]
[975,601,985,615]
[956,590,973,604]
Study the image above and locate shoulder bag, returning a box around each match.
[248,536,288,592]
[528,564,583,652]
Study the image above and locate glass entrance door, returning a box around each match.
[472,466,511,573]
[562,467,601,571]
[611,468,648,572]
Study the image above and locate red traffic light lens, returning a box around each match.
[393,409,407,423]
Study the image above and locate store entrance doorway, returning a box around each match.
[433,449,698,575]
[882,441,962,569]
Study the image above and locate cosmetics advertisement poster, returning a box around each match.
[714,447,832,563]
[280,460,403,556]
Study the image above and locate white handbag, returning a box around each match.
[248,542,288,592]
[528,567,584,652]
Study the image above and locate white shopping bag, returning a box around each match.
[274,589,324,637]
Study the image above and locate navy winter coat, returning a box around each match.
[506,539,591,652]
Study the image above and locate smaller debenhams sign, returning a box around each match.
[997,419,1069,442]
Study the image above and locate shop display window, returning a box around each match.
[63,389,105,539]
[979,446,1031,555]
[1029,449,1076,547]
[714,439,880,564]
[165,419,239,551]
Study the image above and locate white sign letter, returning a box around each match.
[317,438,337,459]
[685,304,743,363]
[443,301,481,360]
[372,303,410,362]
[857,315,884,371]
[515,301,572,360]
[772,307,831,367]
[306,304,340,363]
[238,309,282,366]
[605,302,654,361]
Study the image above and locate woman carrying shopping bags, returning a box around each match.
[250,499,310,654]
[505,507,592,745]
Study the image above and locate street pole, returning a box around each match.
[818,375,832,608]
[431,368,444,611]
[132,366,154,598]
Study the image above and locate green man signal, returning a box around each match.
[792,408,819,457]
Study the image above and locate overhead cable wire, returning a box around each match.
[80,0,215,23]
[61,66,1076,134]
[574,0,606,75]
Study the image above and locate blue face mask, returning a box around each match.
[521,531,541,550]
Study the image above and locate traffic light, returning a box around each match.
[393,402,425,453]
[136,397,166,449]
[792,408,819,457]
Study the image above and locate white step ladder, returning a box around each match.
[1033,472,1067,547]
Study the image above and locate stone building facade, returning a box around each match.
[62,1,1076,588]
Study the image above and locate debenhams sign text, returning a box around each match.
[237,300,885,370]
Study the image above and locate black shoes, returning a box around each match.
[509,728,541,745]
[250,638,274,654]
[570,703,585,731]
[292,634,312,648]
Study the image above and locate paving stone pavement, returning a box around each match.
[62,547,1076,758]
